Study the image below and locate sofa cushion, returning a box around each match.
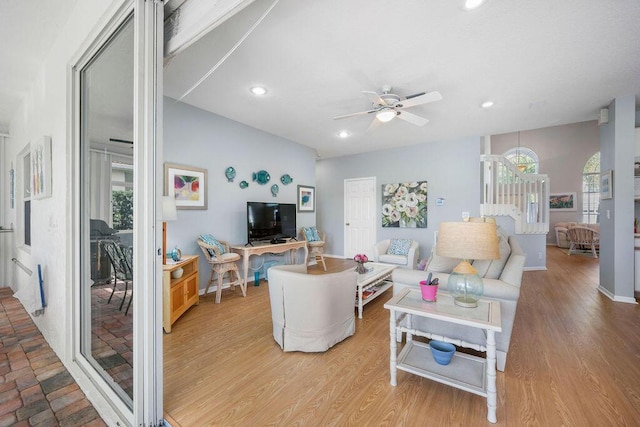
[426,243,461,273]
[387,238,412,255]
[472,233,511,279]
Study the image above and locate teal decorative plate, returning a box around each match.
[239,180,249,189]
[271,184,279,197]
[280,174,293,185]
[252,170,270,185]
[225,166,236,182]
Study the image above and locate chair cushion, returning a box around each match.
[200,234,226,257]
[387,238,412,256]
[378,253,410,266]
[302,226,321,242]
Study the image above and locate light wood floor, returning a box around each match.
[163,248,640,426]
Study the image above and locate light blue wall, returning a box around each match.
[163,98,317,288]
[316,137,482,261]
[599,96,635,300]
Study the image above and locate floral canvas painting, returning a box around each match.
[381,181,428,228]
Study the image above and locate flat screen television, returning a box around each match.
[247,202,297,244]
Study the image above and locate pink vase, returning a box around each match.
[419,280,438,302]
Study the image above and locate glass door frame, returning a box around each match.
[69,0,163,425]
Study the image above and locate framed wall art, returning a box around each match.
[549,192,577,211]
[381,181,428,228]
[297,185,315,212]
[31,136,52,199]
[601,170,613,200]
[164,163,208,209]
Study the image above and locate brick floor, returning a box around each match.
[0,287,105,427]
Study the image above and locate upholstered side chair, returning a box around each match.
[267,264,357,352]
[371,239,419,269]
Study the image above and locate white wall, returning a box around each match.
[315,137,482,261]
[2,0,125,424]
[163,98,317,286]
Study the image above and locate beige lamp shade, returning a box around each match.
[436,221,499,261]
[162,196,178,221]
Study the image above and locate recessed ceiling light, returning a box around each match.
[481,101,494,109]
[464,0,486,10]
[250,86,267,96]
[338,130,351,138]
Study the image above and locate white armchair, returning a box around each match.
[267,264,358,352]
[371,239,419,269]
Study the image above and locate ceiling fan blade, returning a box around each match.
[333,109,377,120]
[363,91,388,106]
[398,91,443,109]
[397,110,429,126]
[366,117,381,132]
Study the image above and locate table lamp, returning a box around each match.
[162,196,178,264]
[436,221,499,307]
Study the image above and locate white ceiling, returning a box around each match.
[2,0,639,159]
[164,0,640,158]
[0,0,78,134]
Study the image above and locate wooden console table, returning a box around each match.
[230,240,308,290]
[163,255,199,333]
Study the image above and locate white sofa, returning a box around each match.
[391,234,526,371]
[371,239,419,269]
[267,264,358,352]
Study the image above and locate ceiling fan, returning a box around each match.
[333,85,442,131]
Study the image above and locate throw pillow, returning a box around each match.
[199,234,226,258]
[428,243,462,273]
[303,226,321,242]
[387,238,412,256]
[472,233,511,279]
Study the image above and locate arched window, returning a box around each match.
[582,152,600,224]
[503,147,539,174]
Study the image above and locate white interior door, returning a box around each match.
[344,177,376,258]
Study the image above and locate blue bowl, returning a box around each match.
[429,340,455,365]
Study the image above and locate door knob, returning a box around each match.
[346,223,350,226]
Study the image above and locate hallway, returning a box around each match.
[0,287,105,426]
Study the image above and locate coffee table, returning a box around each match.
[355,262,396,319]
[384,288,502,423]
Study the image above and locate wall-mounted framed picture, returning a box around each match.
[297,185,315,212]
[32,136,52,199]
[601,170,613,200]
[549,192,577,211]
[164,163,208,210]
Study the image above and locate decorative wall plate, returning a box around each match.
[239,180,249,189]
[225,166,236,182]
[252,170,270,185]
[280,174,293,185]
[271,184,279,197]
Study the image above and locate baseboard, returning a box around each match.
[524,266,547,271]
[597,286,638,304]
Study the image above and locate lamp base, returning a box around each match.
[453,296,479,308]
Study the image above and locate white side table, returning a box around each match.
[384,288,502,423]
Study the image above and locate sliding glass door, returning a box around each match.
[71,1,163,425]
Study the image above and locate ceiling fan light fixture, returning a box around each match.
[376,109,396,123]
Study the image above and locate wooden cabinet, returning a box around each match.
[163,255,199,333]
